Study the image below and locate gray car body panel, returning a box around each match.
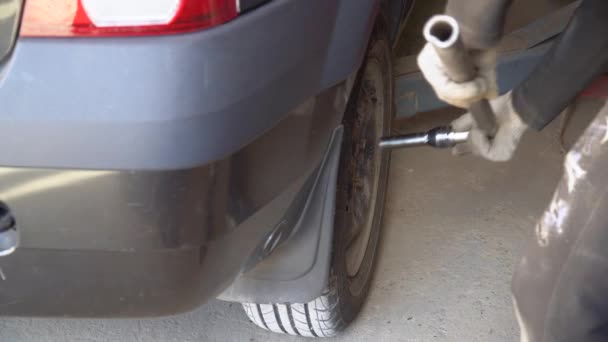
[0,0,378,170]
[0,0,396,315]
[0,82,347,317]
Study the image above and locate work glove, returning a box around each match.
[451,91,528,162]
[417,43,498,108]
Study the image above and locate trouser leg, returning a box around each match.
[512,101,608,342]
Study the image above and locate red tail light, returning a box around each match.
[20,0,238,37]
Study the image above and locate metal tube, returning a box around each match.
[379,127,469,150]
[423,15,498,137]
[378,133,428,149]
[448,131,469,142]
[432,129,469,148]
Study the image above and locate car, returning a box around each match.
[0,0,412,337]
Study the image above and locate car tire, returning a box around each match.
[242,22,393,338]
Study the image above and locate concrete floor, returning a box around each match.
[0,105,589,341]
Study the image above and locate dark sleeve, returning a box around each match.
[513,0,608,131]
[446,0,513,49]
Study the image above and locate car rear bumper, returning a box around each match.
[0,0,378,170]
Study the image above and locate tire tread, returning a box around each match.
[242,296,342,338]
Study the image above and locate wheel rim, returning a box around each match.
[344,59,385,280]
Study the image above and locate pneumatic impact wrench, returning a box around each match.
[379,15,497,150]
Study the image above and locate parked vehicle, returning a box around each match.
[0,0,411,337]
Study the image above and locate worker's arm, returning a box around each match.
[420,0,608,161]
[455,0,608,161]
[513,0,608,130]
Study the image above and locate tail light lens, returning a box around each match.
[20,0,238,37]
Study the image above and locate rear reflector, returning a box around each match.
[20,0,238,37]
